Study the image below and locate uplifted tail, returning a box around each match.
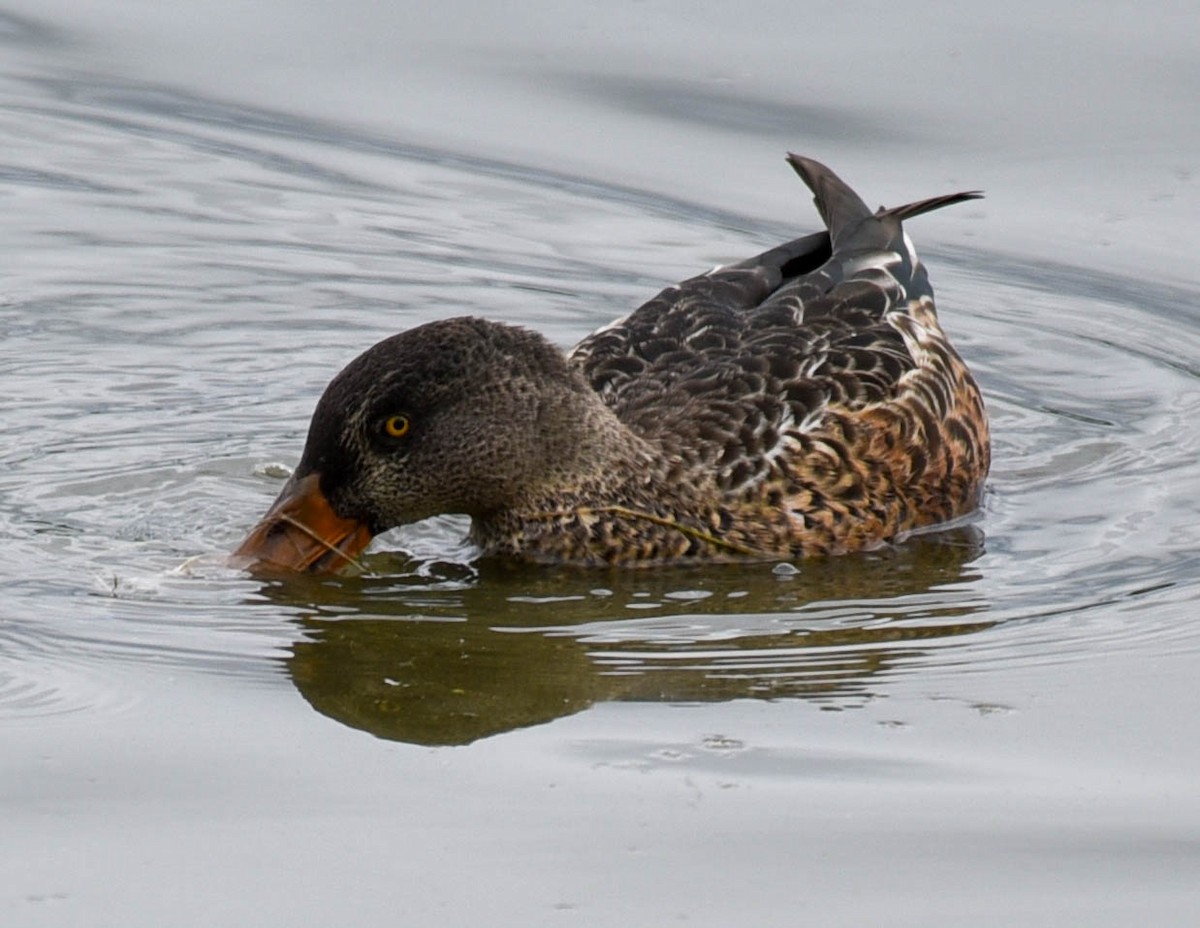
[880,190,984,222]
[785,153,982,254]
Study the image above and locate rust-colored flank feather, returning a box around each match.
[233,155,990,571]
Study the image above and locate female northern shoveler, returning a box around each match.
[233,155,989,572]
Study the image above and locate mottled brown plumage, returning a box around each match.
[233,155,990,572]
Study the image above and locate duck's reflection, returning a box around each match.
[272,527,990,745]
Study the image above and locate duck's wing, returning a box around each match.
[568,155,984,500]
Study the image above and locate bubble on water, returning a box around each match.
[253,461,293,479]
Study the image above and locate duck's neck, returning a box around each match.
[468,389,707,563]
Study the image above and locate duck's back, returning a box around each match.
[568,155,989,555]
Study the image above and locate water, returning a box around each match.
[3,2,1199,925]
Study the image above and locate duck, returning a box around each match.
[232,154,989,572]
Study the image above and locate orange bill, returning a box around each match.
[231,472,374,573]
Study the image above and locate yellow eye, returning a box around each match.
[383,414,411,438]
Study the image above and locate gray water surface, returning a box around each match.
[3,3,1199,926]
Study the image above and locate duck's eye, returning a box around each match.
[383,414,411,438]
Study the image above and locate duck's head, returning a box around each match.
[232,316,606,573]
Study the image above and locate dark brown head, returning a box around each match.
[232,316,614,572]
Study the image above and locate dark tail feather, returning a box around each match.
[785,153,873,252]
[786,153,983,252]
[880,190,984,222]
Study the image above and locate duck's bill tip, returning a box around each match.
[230,472,373,574]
